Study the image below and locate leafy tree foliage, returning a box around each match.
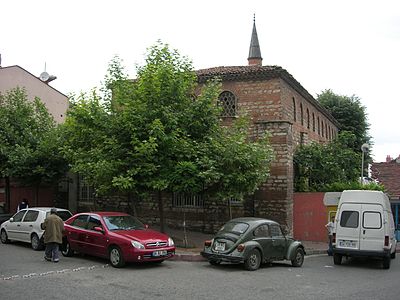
[61,42,274,230]
[294,131,361,191]
[0,87,68,207]
[317,89,372,153]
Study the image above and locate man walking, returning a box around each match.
[325,215,335,256]
[41,208,64,263]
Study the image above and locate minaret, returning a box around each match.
[248,15,262,66]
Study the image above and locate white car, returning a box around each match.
[0,207,72,250]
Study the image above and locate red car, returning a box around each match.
[61,212,175,267]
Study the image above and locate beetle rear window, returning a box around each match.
[218,222,249,235]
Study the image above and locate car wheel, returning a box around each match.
[31,233,43,251]
[61,239,74,257]
[291,248,305,267]
[209,260,221,266]
[0,230,9,244]
[109,246,125,268]
[244,249,261,271]
[383,255,391,269]
[391,250,396,259]
[333,253,342,265]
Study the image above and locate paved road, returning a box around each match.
[1,241,399,300]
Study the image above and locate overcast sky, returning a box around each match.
[2,0,399,162]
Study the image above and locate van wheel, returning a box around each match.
[333,253,342,265]
[383,256,391,269]
[391,250,396,259]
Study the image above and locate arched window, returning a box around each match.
[306,108,310,129]
[312,113,315,131]
[300,103,304,126]
[317,117,320,134]
[292,97,296,122]
[325,124,328,139]
[321,120,324,137]
[218,91,237,117]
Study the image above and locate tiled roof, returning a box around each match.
[371,161,400,199]
[196,65,339,127]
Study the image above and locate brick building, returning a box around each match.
[71,19,339,234]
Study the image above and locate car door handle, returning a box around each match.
[17,224,21,227]
[363,230,366,234]
[29,225,33,227]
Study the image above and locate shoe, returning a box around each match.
[53,259,59,263]
[44,256,52,261]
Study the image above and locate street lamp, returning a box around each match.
[360,143,370,184]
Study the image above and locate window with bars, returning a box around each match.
[218,91,237,117]
[79,176,96,202]
[173,193,204,208]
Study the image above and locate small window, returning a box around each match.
[292,97,297,122]
[23,210,39,222]
[173,193,203,208]
[254,224,270,237]
[340,211,359,228]
[71,215,89,229]
[87,215,102,230]
[312,113,315,131]
[218,91,237,117]
[306,108,310,129]
[12,211,26,222]
[270,224,283,237]
[363,212,382,229]
[300,103,304,126]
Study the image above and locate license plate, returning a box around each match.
[339,240,356,248]
[214,241,225,251]
[153,250,167,257]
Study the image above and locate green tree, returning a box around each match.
[0,87,67,209]
[62,42,274,231]
[294,131,360,191]
[317,89,372,153]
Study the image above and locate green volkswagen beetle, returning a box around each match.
[201,217,305,271]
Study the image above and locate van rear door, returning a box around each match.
[360,204,384,252]
[337,203,361,250]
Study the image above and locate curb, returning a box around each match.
[171,252,206,262]
[171,249,329,262]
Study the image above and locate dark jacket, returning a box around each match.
[41,214,64,244]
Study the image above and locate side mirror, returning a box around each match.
[9,218,14,222]
[93,226,104,234]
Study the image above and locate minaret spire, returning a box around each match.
[248,14,262,66]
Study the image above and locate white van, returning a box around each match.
[332,190,396,269]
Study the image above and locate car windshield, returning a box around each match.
[103,215,145,231]
[218,221,249,235]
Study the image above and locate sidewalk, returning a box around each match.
[151,225,329,262]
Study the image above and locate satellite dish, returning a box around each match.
[40,71,50,82]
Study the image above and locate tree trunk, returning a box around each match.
[5,177,11,213]
[34,182,40,206]
[158,190,165,233]
[128,192,137,217]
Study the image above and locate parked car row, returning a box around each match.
[0,208,304,270]
[0,208,176,268]
[1,191,395,271]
